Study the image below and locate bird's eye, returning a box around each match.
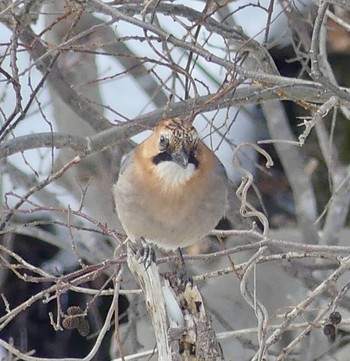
[159,134,169,150]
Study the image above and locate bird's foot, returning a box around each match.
[175,248,192,286]
[132,237,156,270]
[176,265,193,286]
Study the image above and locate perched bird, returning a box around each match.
[113,117,228,251]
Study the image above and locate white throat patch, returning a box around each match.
[155,161,197,188]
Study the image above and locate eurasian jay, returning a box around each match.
[113,117,228,251]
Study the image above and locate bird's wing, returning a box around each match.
[214,156,228,182]
[119,149,135,175]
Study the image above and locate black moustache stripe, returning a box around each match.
[152,152,199,168]
[152,152,172,165]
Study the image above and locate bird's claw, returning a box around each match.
[135,238,156,270]
[175,247,192,286]
[176,265,193,286]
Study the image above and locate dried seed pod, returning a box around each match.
[77,319,90,337]
[67,306,84,316]
[62,315,80,330]
[323,323,336,338]
[329,311,342,325]
[63,306,86,330]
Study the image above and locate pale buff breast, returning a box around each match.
[114,158,227,250]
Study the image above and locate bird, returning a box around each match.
[113,117,228,251]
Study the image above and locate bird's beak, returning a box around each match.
[172,148,189,168]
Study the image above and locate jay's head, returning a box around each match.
[151,118,199,169]
[135,117,202,189]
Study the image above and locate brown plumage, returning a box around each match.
[113,117,228,250]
